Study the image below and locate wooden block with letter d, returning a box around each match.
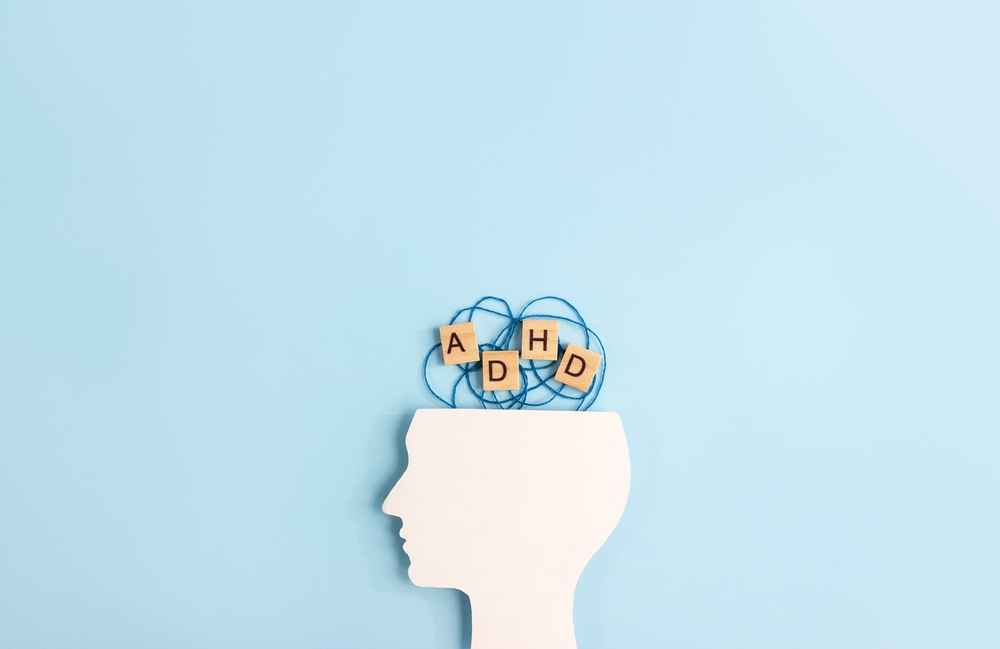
[481,350,520,391]
[520,319,559,361]
[553,343,602,392]
[439,322,480,365]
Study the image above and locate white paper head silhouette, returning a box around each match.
[382,409,630,649]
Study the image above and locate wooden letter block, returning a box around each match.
[439,322,480,366]
[481,350,520,392]
[553,343,602,393]
[520,319,559,361]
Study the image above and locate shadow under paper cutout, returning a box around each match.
[381,409,630,649]
[346,411,471,648]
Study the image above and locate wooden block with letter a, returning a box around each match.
[481,350,520,391]
[439,322,480,365]
[553,343,602,392]
[520,319,559,361]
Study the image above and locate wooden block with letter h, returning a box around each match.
[520,319,559,361]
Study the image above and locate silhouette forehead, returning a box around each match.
[406,408,623,435]
[402,409,628,481]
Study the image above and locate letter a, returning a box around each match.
[440,323,479,365]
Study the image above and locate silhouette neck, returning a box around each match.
[468,585,577,649]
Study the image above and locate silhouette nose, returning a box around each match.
[382,480,401,516]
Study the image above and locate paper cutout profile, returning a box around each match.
[382,409,631,649]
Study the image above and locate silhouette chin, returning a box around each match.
[407,565,436,588]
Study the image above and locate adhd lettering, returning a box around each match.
[562,353,587,378]
[488,359,507,382]
[554,343,602,392]
[439,322,479,366]
[521,319,559,361]
[482,350,519,391]
[447,332,466,354]
[529,330,548,351]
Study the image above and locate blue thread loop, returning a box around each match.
[423,296,606,410]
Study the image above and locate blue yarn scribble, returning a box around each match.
[422,296,606,411]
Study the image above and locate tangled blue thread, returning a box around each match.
[422,296,606,410]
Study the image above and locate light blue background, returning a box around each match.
[2,2,998,647]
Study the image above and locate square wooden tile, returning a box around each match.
[520,319,559,361]
[553,343,602,392]
[481,350,520,391]
[439,322,479,365]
